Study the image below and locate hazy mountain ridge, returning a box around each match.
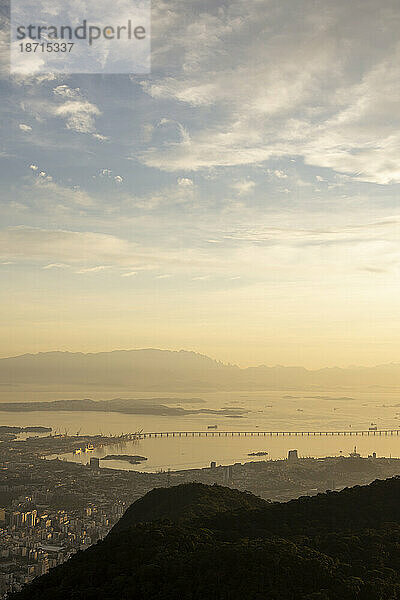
[12,478,400,599]
[1,349,400,391]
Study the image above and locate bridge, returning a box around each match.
[123,429,400,440]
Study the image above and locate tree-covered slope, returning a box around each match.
[112,482,267,531]
[12,478,400,600]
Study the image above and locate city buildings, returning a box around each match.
[1,432,400,598]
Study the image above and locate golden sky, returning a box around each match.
[1,0,400,368]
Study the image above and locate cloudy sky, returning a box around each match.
[1,0,400,367]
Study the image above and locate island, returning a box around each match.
[0,426,52,441]
[100,454,148,465]
[0,398,247,418]
[0,426,52,433]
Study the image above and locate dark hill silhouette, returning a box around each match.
[11,477,400,599]
[112,483,266,531]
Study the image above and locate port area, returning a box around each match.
[0,431,139,462]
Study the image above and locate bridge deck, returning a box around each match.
[127,429,400,439]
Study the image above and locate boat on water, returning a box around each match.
[369,423,377,431]
[207,425,218,430]
[248,451,268,457]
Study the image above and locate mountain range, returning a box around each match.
[12,478,400,599]
[1,348,400,392]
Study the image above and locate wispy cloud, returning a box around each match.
[0,226,221,276]
[138,0,400,184]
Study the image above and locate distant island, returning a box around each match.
[0,426,52,433]
[0,425,52,442]
[0,398,247,418]
[101,455,148,464]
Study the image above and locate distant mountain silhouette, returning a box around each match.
[12,477,400,599]
[1,348,400,391]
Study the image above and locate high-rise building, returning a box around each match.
[222,465,233,484]
[90,457,100,469]
[11,511,23,527]
[24,510,37,527]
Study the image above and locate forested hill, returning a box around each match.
[112,482,267,530]
[12,478,400,600]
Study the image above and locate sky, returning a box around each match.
[0,0,400,368]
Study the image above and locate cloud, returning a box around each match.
[0,227,150,271]
[177,177,193,187]
[13,73,59,86]
[38,170,52,181]
[19,123,32,132]
[51,85,105,138]
[272,170,288,179]
[53,100,101,134]
[53,85,82,100]
[128,179,196,210]
[138,0,400,184]
[121,271,137,277]
[76,265,112,274]
[92,133,109,142]
[31,177,95,207]
[42,263,71,270]
[98,169,124,183]
[231,179,256,195]
[0,227,219,275]
[27,165,53,181]
[13,83,105,142]
[223,217,400,246]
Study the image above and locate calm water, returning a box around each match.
[49,434,400,473]
[1,389,400,471]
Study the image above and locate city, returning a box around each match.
[2,429,400,597]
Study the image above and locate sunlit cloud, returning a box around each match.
[19,123,32,132]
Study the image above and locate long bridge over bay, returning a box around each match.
[125,429,400,440]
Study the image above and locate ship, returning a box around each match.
[368,423,377,431]
[207,425,218,430]
[248,451,268,457]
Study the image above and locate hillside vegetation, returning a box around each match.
[11,478,400,599]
